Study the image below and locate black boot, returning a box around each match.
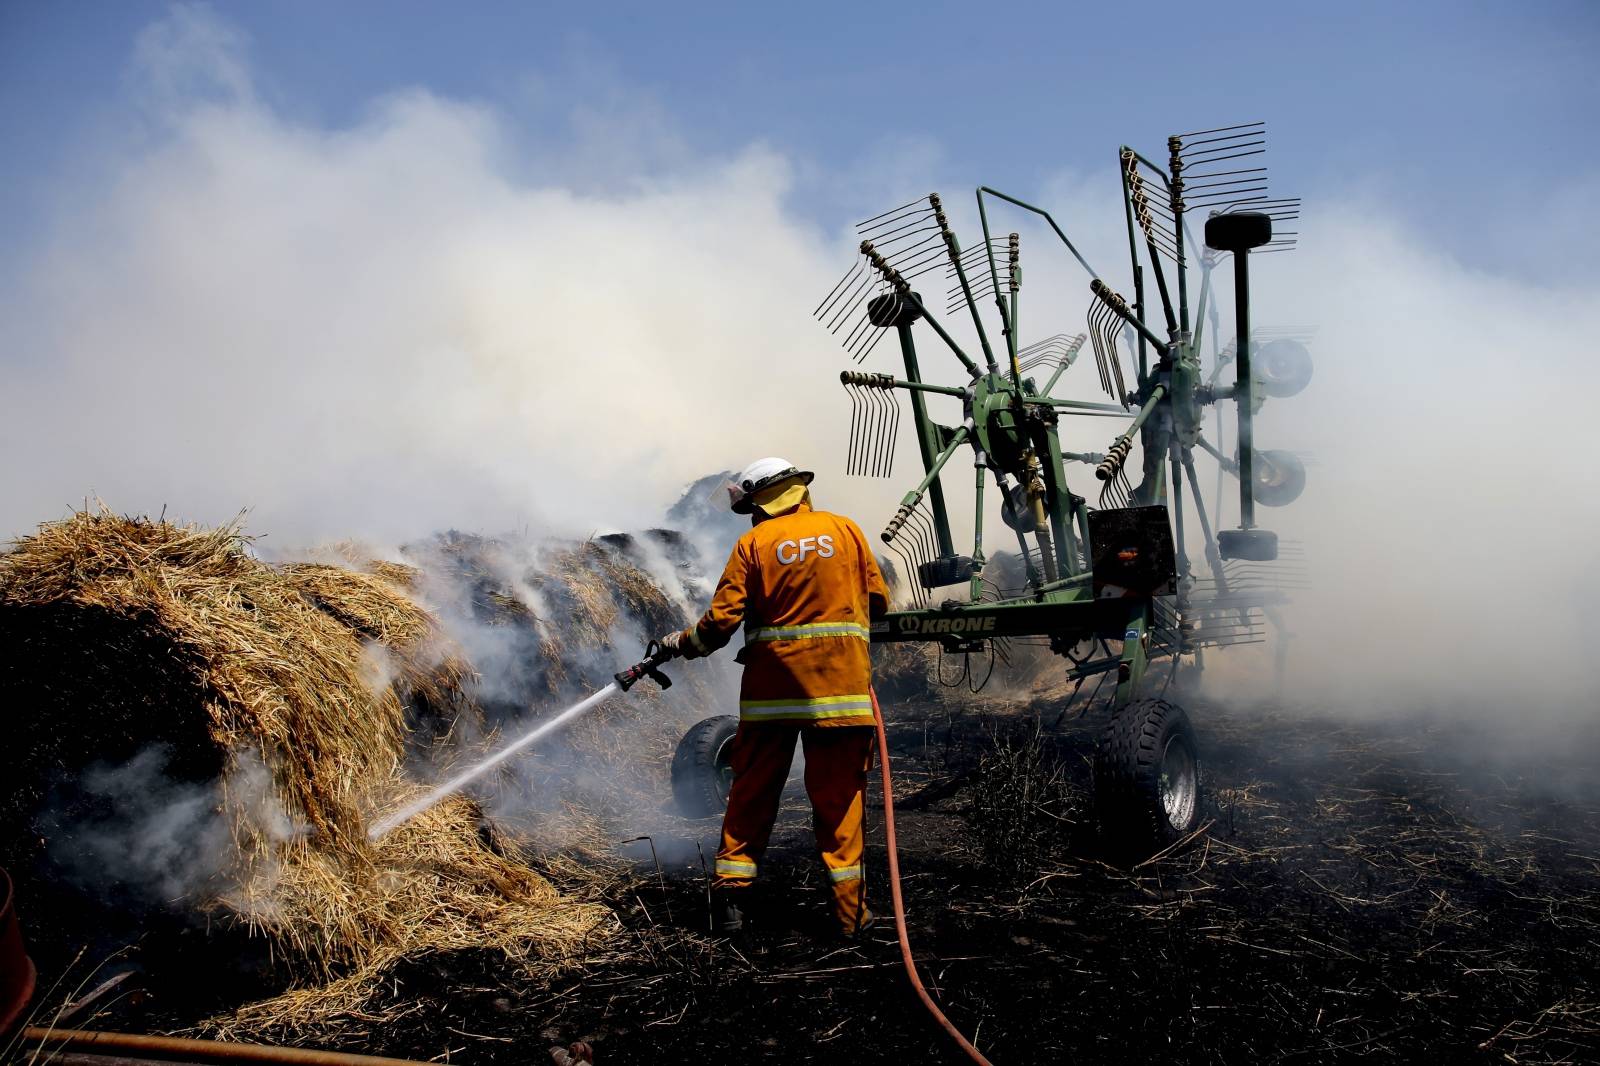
[712,891,746,937]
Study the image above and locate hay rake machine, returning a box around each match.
[668,122,1313,852]
[815,121,1314,850]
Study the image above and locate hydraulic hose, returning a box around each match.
[870,692,994,1066]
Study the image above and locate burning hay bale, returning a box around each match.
[0,510,613,1032]
[396,529,728,856]
[404,529,698,715]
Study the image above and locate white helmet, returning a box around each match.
[727,456,814,515]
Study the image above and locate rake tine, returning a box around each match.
[846,385,863,475]
[843,302,878,351]
[950,243,996,268]
[885,390,900,477]
[1183,174,1270,193]
[905,504,927,562]
[826,270,877,333]
[1182,147,1266,167]
[1092,304,1108,391]
[859,213,936,247]
[915,506,939,576]
[882,248,946,284]
[1175,120,1264,140]
[861,387,877,474]
[876,390,893,477]
[844,282,893,345]
[870,215,938,247]
[844,307,870,352]
[859,205,934,239]
[887,537,917,607]
[1142,196,1181,221]
[814,260,866,321]
[860,387,878,474]
[858,317,894,363]
[889,228,947,259]
[1194,193,1265,213]
[1183,166,1268,182]
[857,387,876,475]
[857,194,930,228]
[1179,129,1266,153]
[847,322,876,364]
[888,244,949,280]
[860,385,878,475]
[1179,125,1266,150]
[872,389,891,475]
[861,386,878,475]
[874,227,941,261]
[825,274,875,335]
[1094,299,1122,398]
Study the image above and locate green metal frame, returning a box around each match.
[837,126,1300,710]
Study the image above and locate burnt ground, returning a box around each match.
[15,692,1600,1065]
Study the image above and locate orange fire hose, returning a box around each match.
[871,691,994,1066]
[20,1027,435,1066]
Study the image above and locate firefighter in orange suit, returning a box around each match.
[659,457,889,936]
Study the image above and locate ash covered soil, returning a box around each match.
[47,694,1600,1065]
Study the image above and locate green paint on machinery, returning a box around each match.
[812,121,1312,851]
[672,123,1311,854]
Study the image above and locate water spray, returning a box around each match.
[368,641,679,841]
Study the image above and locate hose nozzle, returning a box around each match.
[615,640,676,692]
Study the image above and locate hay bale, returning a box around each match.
[405,531,699,714]
[0,510,613,1031]
[396,528,731,858]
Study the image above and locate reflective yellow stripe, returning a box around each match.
[715,858,757,878]
[738,694,874,721]
[747,621,870,643]
[828,865,863,883]
[687,626,710,655]
[740,694,873,708]
[739,705,874,722]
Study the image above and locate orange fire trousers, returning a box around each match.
[713,721,874,931]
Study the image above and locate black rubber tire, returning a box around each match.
[1093,698,1203,857]
[671,715,739,818]
[1255,338,1314,398]
[1253,449,1307,508]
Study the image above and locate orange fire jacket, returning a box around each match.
[687,502,889,726]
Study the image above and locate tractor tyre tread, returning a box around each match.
[1093,698,1201,857]
[671,714,739,818]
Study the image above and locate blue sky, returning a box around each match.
[3,1,1597,281]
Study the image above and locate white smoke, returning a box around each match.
[3,4,1596,740]
[0,5,866,547]
[1229,208,1600,721]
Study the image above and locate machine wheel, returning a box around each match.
[1254,338,1314,398]
[671,715,739,817]
[1253,449,1307,508]
[1093,698,1202,856]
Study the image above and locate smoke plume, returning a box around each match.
[2,4,1595,747]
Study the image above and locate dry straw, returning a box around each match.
[0,509,616,1034]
